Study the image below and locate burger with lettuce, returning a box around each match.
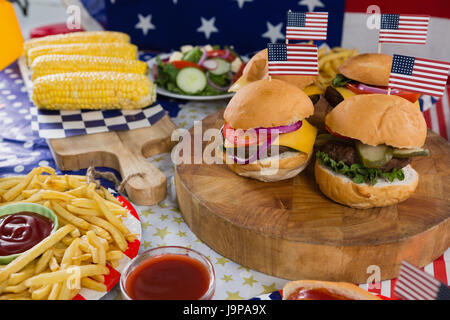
[314,94,429,208]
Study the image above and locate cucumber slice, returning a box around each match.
[176,67,207,94]
[392,147,430,158]
[209,58,231,75]
[356,142,393,168]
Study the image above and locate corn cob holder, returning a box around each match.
[17,31,177,205]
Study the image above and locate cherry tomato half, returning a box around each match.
[206,49,236,62]
[222,122,270,147]
[171,60,204,70]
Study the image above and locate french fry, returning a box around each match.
[81,277,107,292]
[106,250,124,261]
[0,224,75,283]
[2,167,54,201]
[41,190,76,202]
[72,254,92,264]
[0,292,31,300]
[47,283,61,300]
[31,284,52,300]
[91,275,104,283]
[49,256,59,272]
[83,216,128,251]
[88,189,129,235]
[88,224,112,242]
[86,231,106,266]
[4,282,28,293]
[25,265,109,287]
[34,249,54,275]
[8,262,36,286]
[66,204,101,216]
[51,201,90,230]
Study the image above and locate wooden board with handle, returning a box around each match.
[50,114,177,205]
[175,109,450,283]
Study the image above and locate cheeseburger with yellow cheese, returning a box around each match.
[220,78,318,182]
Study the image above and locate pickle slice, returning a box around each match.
[356,142,393,168]
[314,133,352,147]
[392,147,430,158]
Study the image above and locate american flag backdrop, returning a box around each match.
[389,54,450,97]
[379,14,430,45]
[286,11,328,41]
[267,43,318,76]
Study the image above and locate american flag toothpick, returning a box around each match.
[379,14,430,45]
[394,261,450,300]
[267,43,318,76]
[388,54,450,97]
[286,11,328,41]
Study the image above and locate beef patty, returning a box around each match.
[319,141,411,171]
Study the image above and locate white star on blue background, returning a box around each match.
[261,22,284,43]
[234,0,253,9]
[135,14,155,36]
[298,0,324,11]
[197,17,219,39]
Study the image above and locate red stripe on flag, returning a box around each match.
[435,99,448,140]
[72,294,86,300]
[433,255,448,285]
[104,264,121,292]
[423,109,432,129]
[391,278,399,299]
[368,282,381,295]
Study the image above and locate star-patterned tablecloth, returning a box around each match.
[0,58,448,300]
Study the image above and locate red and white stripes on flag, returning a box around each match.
[388,54,450,97]
[394,261,448,300]
[286,11,328,41]
[267,43,318,76]
[423,87,450,141]
[379,14,429,44]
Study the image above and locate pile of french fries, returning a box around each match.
[317,46,358,89]
[0,166,136,300]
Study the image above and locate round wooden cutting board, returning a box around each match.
[175,110,450,283]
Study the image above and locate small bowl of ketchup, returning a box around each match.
[0,203,58,264]
[120,246,215,300]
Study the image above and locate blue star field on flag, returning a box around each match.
[101,0,345,54]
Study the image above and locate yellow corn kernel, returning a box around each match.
[30,54,148,80]
[24,31,130,58]
[31,71,156,110]
[27,42,137,65]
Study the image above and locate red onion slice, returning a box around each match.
[222,49,231,60]
[206,72,231,92]
[357,83,401,95]
[202,59,218,70]
[255,120,302,134]
[198,50,207,66]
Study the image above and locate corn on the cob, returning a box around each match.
[24,31,130,58]
[30,54,148,80]
[27,43,138,65]
[32,72,156,110]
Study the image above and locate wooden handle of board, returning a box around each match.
[115,150,167,206]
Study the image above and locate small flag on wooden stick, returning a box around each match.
[394,260,450,300]
[286,11,328,41]
[379,14,429,45]
[267,43,318,76]
[388,54,450,97]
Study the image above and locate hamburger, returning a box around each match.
[325,53,421,107]
[229,48,323,103]
[314,94,429,209]
[219,78,318,182]
[283,280,381,300]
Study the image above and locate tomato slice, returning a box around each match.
[222,122,269,147]
[206,49,236,62]
[171,60,203,70]
[325,125,352,140]
[345,83,421,103]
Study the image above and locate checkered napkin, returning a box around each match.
[30,104,166,139]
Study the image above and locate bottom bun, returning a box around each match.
[314,161,418,209]
[283,280,381,300]
[221,148,312,182]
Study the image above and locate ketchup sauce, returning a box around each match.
[125,254,212,300]
[0,212,54,256]
[287,287,352,300]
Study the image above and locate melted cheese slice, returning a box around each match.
[303,85,323,96]
[274,119,317,154]
[223,120,318,154]
[334,87,356,99]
